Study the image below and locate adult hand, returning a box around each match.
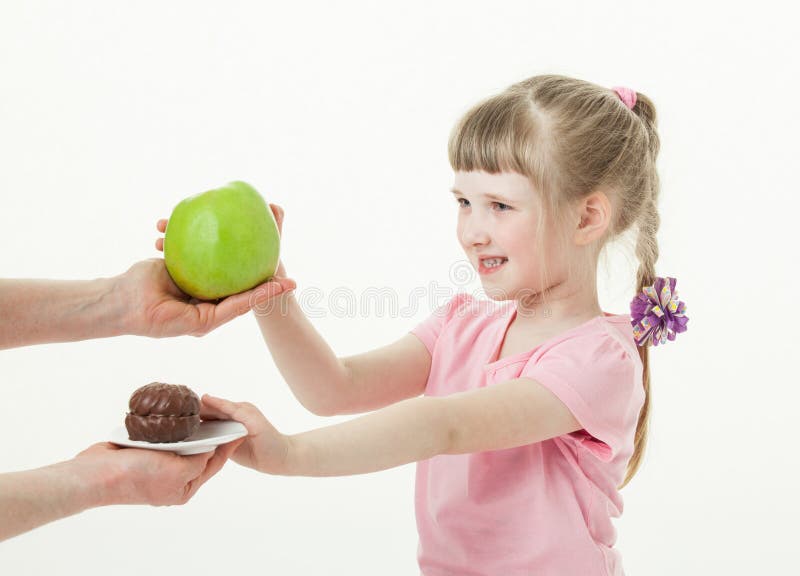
[114,258,294,338]
[200,395,290,475]
[0,438,244,541]
[75,440,244,506]
[130,203,294,336]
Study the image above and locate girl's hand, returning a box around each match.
[155,202,289,279]
[200,394,291,475]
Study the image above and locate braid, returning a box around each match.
[621,198,660,487]
[621,98,662,487]
[634,198,660,288]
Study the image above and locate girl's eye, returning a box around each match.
[456,198,512,211]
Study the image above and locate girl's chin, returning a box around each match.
[480,287,514,301]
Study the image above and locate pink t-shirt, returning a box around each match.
[409,293,644,576]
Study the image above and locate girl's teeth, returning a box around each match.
[483,258,506,268]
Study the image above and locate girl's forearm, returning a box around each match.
[254,291,352,416]
[0,278,124,350]
[283,395,451,477]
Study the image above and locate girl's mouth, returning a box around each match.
[478,257,508,275]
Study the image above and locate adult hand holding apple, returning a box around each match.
[143,183,294,336]
[0,255,295,348]
[115,258,295,338]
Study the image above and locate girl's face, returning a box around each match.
[452,170,569,301]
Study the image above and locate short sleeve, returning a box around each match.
[409,293,472,356]
[520,329,643,462]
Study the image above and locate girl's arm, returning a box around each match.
[223,202,352,416]
[201,377,581,477]
[250,204,430,417]
[253,290,357,416]
[156,206,427,417]
[256,292,431,416]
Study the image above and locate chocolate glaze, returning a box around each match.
[125,412,201,443]
[125,383,201,443]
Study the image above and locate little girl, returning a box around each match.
[182,74,688,575]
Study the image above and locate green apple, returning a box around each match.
[163,181,280,300]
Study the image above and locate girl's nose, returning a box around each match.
[460,217,491,247]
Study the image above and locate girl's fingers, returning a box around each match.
[200,395,242,423]
[201,395,262,434]
[199,400,230,421]
[202,394,237,416]
[155,238,164,252]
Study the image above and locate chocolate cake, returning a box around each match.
[125,383,201,443]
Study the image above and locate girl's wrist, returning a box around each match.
[281,434,309,476]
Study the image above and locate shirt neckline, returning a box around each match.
[483,301,629,371]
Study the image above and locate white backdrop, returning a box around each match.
[1,1,796,574]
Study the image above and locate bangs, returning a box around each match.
[447,91,554,213]
[448,93,541,177]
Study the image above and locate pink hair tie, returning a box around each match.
[612,86,637,110]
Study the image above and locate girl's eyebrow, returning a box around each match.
[450,188,513,203]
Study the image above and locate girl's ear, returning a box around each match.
[573,191,612,246]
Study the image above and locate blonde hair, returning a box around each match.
[448,74,660,488]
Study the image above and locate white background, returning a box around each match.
[1,1,796,574]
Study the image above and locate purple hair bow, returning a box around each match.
[630,277,689,347]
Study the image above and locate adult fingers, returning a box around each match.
[76,441,119,458]
[196,439,244,484]
[269,203,284,234]
[246,278,297,311]
[206,278,295,330]
[185,438,244,499]
[155,219,167,251]
[182,438,246,502]
[180,449,215,479]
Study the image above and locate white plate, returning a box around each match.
[109,420,247,455]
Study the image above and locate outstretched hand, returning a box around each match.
[116,203,295,338]
[200,394,291,475]
[75,439,244,506]
[0,439,244,542]
[115,259,293,337]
